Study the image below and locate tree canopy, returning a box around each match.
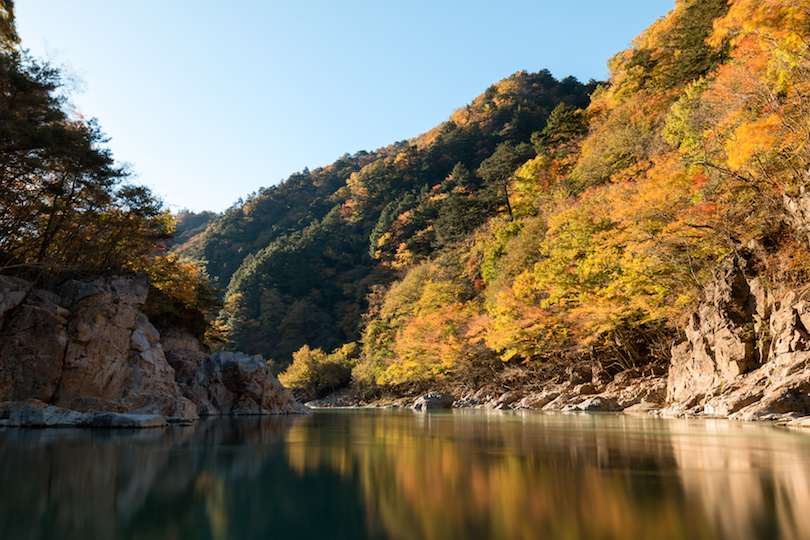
[1,1,218,339]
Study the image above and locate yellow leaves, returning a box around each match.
[710,0,810,98]
[726,114,781,171]
[355,0,810,379]
[699,3,810,187]
[382,302,472,383]
[480,286,570,362]
[279,343,356,398]
[710,0,810,48]
[393,242,419,270]
[131,253,201,308]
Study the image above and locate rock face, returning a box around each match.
[413,392,455,410]
[0,273,307,427]
[664,248,810,422]
[167,350,307,415]
[667,252,769,407]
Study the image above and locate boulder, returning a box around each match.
[1,405,90,427]
[413,392,455,410]
[562,397,622,412]
[168,350,307,415]
[454,397,484,408]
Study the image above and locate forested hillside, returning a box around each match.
[179,0,810,396]
[179,71,596,366]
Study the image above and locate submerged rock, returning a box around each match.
[86,412,166,429]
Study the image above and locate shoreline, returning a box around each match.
[304,366,810,429]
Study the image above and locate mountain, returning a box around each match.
[180,0,810,399]
[178,70,596,366]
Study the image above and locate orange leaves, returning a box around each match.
[698,1,810,192]
[710,0,810,49]
[726,113,781,171]
[691,170,709,193]
[354,0,810,383]
[383,302,474,383]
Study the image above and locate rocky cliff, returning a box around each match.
[334,245,810,425]
[0,273,307,427]
[663,246,810,425]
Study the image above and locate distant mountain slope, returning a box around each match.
[175,70,596,364]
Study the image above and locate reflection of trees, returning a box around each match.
[286,412,810,540]
[3,413,810,539]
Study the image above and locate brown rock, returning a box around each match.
[160,328,204,353]
[667,252,768,406]
[663,247,810,421]
[0,273,308,424]
[55,275,154,404]
[0,286,69,403]
[120,393,199,422]
[0,275,31,318]
[572,383,595,396]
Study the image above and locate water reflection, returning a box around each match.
[2,411,810,539]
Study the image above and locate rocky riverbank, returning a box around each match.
[0,273,307,428]
[5,244,810,428]
[309,247,810,428]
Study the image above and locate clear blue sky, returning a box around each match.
[15,0,675,213]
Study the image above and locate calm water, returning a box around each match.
[2,409,810,540]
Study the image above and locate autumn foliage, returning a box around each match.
[170,0,810,388]
[349,0,810,385]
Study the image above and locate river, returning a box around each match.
[1,409,809,539]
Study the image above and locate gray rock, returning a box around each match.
[87,412,166,428]
[454,397,484,408]
[4,405,90,427]
[563,397,623,412]
[0,274,308,428]
[580,397,623,411]
[413,392,455,410]
[168,349,308,416]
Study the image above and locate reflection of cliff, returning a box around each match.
[670,421,810,540]
[285,412,727,540]
[0,418,298,540]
